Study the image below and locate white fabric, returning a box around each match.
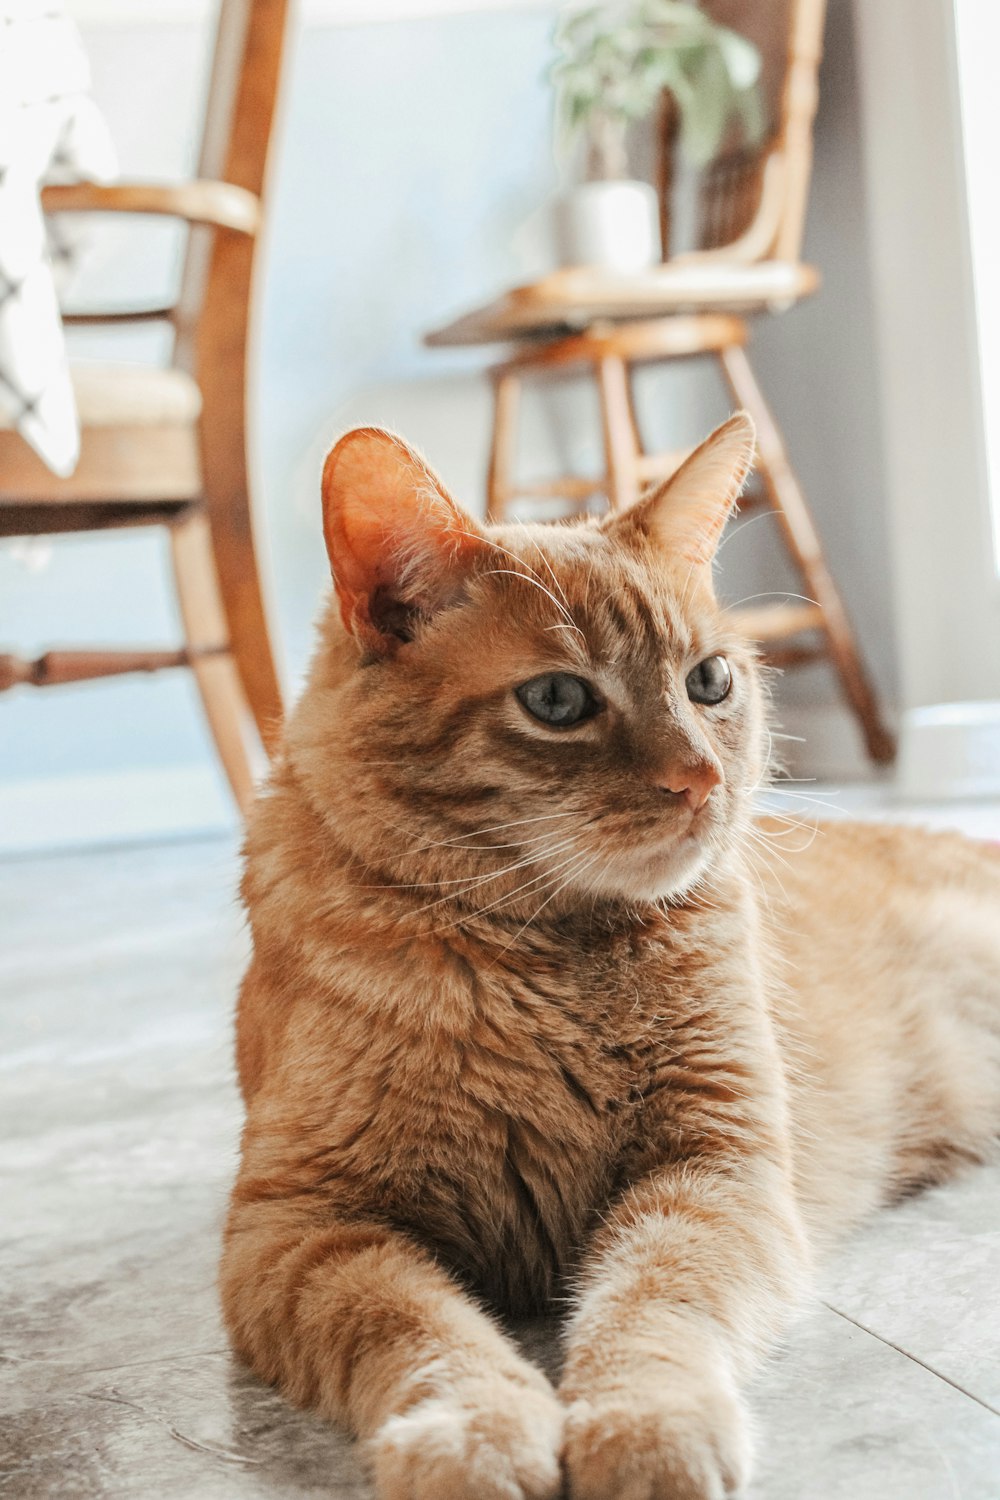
[0,2,117,475]
[0,363,203,429]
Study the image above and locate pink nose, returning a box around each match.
[653,762,722,811]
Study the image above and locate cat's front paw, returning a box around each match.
[371,1376,564,1500]
[562,1383,751,1500]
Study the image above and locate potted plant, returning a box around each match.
[549,0,764,273]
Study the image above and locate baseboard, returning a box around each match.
[0,764,236,858]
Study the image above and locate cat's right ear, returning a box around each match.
[605,412,756,580]
[321,427,486,654]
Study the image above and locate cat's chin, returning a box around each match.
[582,831,714,905]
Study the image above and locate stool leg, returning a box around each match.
[717,343,895,764]
[596,355,641,511]
[170,511,260,814]
[487,372,520,523]
[625,366,645,457]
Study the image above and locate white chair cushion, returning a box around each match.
[72,364,203,427]
[0,363,203,430]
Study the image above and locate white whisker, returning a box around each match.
[480,563,584,638]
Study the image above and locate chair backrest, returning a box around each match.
[657,0,827,263]
[174,0,291,372]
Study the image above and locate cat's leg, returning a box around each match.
[221,1195,563,1500]
[559,1158,809,1500]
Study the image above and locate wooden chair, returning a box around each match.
[426,0,895,764]
[0,0,291,812]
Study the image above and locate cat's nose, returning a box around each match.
[653,761,722,810]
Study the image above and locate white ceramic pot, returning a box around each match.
[551,179,662,274]
[896,700,1000,800]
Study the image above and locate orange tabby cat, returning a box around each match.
[221,413,1000,1500]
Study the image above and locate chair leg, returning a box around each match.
[170,512,260,815]
[487,371,521,522]
[717,343,896,764]
[198,444,284,756]
[596,355,641,511]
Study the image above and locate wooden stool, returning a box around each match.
[426,0,895,764]
[484,313,896,766]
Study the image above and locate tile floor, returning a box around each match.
[2,794,999,1498]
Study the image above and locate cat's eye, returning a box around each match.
[515,673,600,728]
[685,655,732,706]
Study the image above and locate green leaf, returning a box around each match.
[549,0,764,164]
[715,25,762,90]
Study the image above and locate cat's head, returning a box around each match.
[289,415,769,916]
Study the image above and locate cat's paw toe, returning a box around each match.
[562,1385,751,1500]
[372,1378,564,1500]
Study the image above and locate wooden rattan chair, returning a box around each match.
[426,0,895,765]
[0,0,291,812]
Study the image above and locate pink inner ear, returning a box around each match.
[321,427,480,641]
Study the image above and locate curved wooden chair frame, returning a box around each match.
[0,0,291,812]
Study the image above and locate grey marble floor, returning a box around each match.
[2,814,999,1499]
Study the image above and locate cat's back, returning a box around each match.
[758,817,1000,984]
[754,818,1000,1232]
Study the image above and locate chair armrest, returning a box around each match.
[41,179,260,236]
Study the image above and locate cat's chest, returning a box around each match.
[349,929,680,1311]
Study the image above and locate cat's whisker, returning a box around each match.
[425,811,576,848]
[751,820,822,855]
[743,823,798,870]
[385,811,577,861]
[481,534,580,633]
[714,506,777,557]
[404,823,579,858]
[487,849,604,961]
[482,535,558,596]
[759,803,821,828]
[367,834,575,900]
[754,822,819,847]
[678,555,700,615]
[465,839,604,931]
[470,843,593,927]
[726,590,821,611]
[435,830,577,853]
[739,823,791,875]
[480,567,585,642]
[378,834,580,905]
[764,792,842,819]
[518,525,574,615]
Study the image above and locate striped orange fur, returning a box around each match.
[221,415,1000,1499]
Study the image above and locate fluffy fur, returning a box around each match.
[221,416,1000,1500]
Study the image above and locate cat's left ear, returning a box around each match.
[322,427,486,654]
[607,411,756,577]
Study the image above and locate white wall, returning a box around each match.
[954,0,1000,577]
[853,0,1000,724]
[0,0,908,848]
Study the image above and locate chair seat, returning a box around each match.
[0,363,203,512]
[424,260,821,348]
[0,363,203,432]
[73,363,202,427]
